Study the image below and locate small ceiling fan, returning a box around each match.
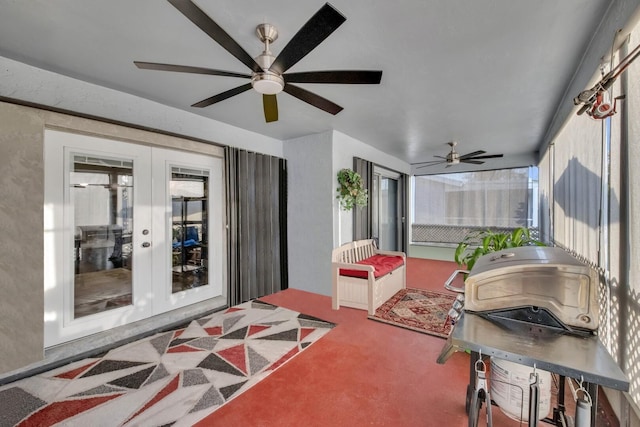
[134,0,382,123]
[413,142,504,169]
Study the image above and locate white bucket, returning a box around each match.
[490,358,551,422]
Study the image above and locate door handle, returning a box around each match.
[141,242,151,248]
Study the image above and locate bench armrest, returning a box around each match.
[374,250,406,259]
[332,262,375,273]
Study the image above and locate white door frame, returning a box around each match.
[151,147,224,313]
[44,130,154,346]
[44,129,225,347]
[372,166,402,251]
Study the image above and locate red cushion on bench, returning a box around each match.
[339,254,404,279]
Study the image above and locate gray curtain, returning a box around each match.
[353,157,408,251]
[353,157,373,241]
[225,147,288,306]
[398,172,408,253]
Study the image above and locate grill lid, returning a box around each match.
[470,246,585,274]
[464,246,599,333]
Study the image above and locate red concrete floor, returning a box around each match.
[195,258,545,427]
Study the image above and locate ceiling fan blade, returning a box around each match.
[134,61,251,78]
[434,155,447,160]
[459,150,486,160]
[263,94,278,123]
[269,3,346,75]
[285,70,382,84]
[460,159,484,165]
[412,159,445,165]
[191,83,252,108]
[283,84,343,115]
[415,161,446,169]
[466,154,504,160]
[168,0,262,73]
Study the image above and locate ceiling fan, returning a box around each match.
[134,0,382,123]
[413,142,504,169]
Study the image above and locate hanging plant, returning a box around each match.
[336,168,368,211]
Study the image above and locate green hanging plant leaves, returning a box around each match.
[336,168,368,211]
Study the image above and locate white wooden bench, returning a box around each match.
[331,239,406,315]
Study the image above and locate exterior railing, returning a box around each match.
[411,224,540,245]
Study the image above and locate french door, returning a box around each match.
[44,130,223,347]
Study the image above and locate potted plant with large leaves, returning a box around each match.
[454,226,545,272]
[336,168,368,211]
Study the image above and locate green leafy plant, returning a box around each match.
[336,168,368,211]
[454,227,545,272]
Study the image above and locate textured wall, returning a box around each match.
[0,102,45,372]
[283,131,334,296]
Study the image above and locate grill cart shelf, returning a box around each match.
[437,312,629,427]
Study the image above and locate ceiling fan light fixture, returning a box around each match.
[446,141,460,164]
[251,72,284,94]
[252,30,284,95]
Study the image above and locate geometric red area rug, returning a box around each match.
[0,300,334,427]
[368,288,456,338]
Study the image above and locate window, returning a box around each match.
[411,167,538,244]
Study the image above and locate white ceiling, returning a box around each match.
[0,0,616,170]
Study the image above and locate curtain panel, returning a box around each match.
[539,31,640,414]
[413,168,532,228]
[353,157,373,241]
[538,149,553,244]
[398,173,408,253]
[225,147,288,306]
[620,32,640,412]
[550,104,603,264]
[599,49,624,361]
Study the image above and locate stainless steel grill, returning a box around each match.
[446,246,598,336]
[439,247,627,427]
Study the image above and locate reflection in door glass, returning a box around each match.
[380,177,398,251]
[71,154,133,318]
[372,173,399,251]
[171,167,209,293]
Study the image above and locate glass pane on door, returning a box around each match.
[379,177,398,251]
[71,154,134,318]
[171,167,209,293]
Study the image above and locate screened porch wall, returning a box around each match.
[538,28,640,421]
[412,168,536,246]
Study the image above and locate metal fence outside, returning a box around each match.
[411,224,540,246]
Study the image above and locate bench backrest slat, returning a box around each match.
[332,239,377,263]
